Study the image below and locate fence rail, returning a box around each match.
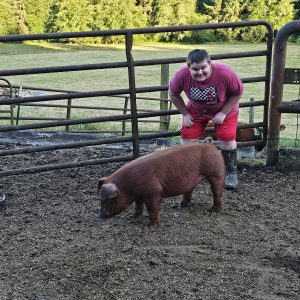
[0,21,274,177]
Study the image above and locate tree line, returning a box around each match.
[0,0,299,43]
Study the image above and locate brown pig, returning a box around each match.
[97,143,225,227]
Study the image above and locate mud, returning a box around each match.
[0,140,299,300]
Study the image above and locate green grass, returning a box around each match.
[0,41,299,142]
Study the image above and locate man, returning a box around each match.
[168,49,243,190]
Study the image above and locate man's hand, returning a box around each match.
[183,113,194,127]
[212,111,226,125]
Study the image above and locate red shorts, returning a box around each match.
[181,106,238,142]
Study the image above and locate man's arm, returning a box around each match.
[168,89,194,127]
[212,94,242,125]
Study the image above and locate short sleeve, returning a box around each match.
[169,68,186,95]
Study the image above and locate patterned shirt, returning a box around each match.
[169,62,243,117]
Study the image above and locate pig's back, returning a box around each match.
[115,143,223,177]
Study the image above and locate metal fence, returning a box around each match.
[0,21,273,177]
[266,20,300,165]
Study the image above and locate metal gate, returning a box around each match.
[0,21,273,177]
[266,20,300,165]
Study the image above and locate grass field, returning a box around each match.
[0,41,299,143]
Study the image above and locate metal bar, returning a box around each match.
[205,122,264,133]
[278,101,300,113]
[0,139,263,178]
[0,88,130,105]
[125,32,140,158]
[0,120,264,158]
[0,136,133,156]
[0,109,180,132]
[0,21,272,42]
[0,155,134,177]
[239,100,265,108]
[0,116,66,120]
[0,102,264,132]
[0,51,268,77]
[0,78,266,106]
[262,20,274,151]
[19,103,128,111]
[0,131,179,157]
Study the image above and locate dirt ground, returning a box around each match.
[0,138,299,300]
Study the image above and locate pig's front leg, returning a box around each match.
[134,199,144,218]
[181,188,194,207]
[144,196,162,227]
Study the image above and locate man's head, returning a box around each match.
[187,49,212,82]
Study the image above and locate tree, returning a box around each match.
[203,0,245,41]
[0,0,18,34]
[11,0,29,34]
[241,0,295,42]
[49,0,94,33]
[150,0,198,41]
[92,0,147,43]
[24,0,54,33]
[293,0,300,18]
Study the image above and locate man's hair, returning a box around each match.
[187,49,211,66]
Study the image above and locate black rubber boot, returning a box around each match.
[221,149,238,190]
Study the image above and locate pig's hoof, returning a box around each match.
[149,224,160,230]
[133,212,143,219]
[209,205,222,215]
[180,201,190,208]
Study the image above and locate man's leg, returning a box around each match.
[181,138,199,144]
[215,113,239,190]
[219,141,238,190]
[181,107,208,145]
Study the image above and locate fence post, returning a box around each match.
[66,97,72,131]
[160,64,169,131]
[249,97,254,123]
[125,32,140,158]
[122,96,129,136]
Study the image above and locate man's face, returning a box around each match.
[189,60,212,82]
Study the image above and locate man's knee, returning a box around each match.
[218,140,236,150]
[181,138,199,145]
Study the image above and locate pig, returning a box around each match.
[97,143,225,227]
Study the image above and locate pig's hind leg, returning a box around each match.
[134,199,144,218]
[207,175,224,212]
[181,188,195,207]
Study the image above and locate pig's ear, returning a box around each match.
[101,183,118,199]
[96,178,107,194]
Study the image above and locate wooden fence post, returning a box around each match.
[122,96,129,136]
[160,64,169,131]
[66,97,72,131]
[249,97,254,123]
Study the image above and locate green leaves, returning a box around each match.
[0,0,297,43]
